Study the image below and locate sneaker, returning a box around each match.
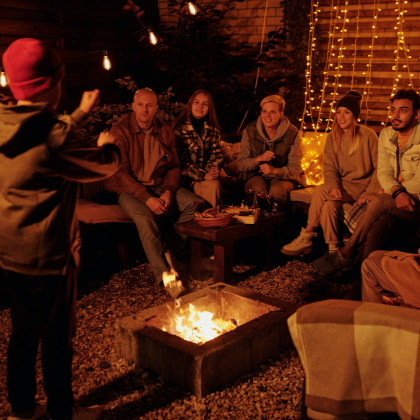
[281,227,317,256]
[7,404,47,420]
[328,244,339,254]
[312,249,353,274]
[70,406,104,420]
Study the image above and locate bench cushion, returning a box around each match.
[289,186,316,204]
[77,199,132,224]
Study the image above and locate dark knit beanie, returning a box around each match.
[336,91,362,120]
[2,38,64,100]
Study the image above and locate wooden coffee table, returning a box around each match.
[175,212,286,284]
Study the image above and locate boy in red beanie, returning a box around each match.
[0,38,120,420]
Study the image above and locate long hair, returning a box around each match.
[172,90,221,132]
[331,113,360,156]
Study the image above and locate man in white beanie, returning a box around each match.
[237,95,305,210]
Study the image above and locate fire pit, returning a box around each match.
[115,283,296,398]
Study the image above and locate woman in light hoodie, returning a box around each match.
[281,91,380,257]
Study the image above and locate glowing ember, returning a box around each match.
[162,300,239,344]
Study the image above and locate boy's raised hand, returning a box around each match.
[79,89,100,114]
[97,131,116,147]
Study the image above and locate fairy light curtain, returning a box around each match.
[301,0,420,185]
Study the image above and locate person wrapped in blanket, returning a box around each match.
[313,89,420,275]
[171,90,224,208]
[282,91,381,257]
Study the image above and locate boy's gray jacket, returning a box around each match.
[0,101,120,276]
[378,124,420,199]
[237,116,306,185]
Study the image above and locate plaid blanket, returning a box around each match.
[288,299,420,420]
[339,202,368,234]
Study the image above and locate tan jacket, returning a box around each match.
[105,113,180,203]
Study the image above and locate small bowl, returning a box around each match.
[194,213,234,228]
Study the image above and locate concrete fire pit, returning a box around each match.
[115,283,297,398]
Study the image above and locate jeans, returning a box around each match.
[346,193,420,252]
[6,267,77,420]
[118,186,198,283]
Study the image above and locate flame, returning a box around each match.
[161,291,238,344]
[173,303,237,344]
[162,268,182,289]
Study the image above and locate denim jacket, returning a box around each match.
[377,124,420,199]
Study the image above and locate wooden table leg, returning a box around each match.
[214,240,234,284]
[190,238,202,280]
[264,229,275,271]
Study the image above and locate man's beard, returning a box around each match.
[392,114,416,131]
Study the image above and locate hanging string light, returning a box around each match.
[149,30,158,45]
[350,0,361,91]
[314,0,339,132]
[325,0,349,132]
[188,2,198,15]
[360,0,380,126]
[384,0,416,126]
[0,66,7,87]
[300,0,320,132]
[102,51,111,70]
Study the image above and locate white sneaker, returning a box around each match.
[71,406,103,420]
[281,227,317,256]
[7,404,47,420]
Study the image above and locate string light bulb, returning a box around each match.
[188,2,197,15]
[0,66,7,87]
[149,31,158,45]
[102,51,111,70]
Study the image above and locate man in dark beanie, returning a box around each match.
[1,38,120,420]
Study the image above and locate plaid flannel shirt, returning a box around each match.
[174,120,223,181]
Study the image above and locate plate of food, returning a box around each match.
[194,208,235,228]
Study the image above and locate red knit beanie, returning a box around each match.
[2,38,65,100]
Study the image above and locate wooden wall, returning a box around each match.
[310,0,420,130]
[0,0,159,112]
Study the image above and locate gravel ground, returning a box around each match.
[0,259,359,420]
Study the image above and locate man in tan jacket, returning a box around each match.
[105,88,199,285]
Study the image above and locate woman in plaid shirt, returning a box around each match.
[172,90,224,208]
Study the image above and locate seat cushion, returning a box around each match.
[77,199,133,224]
[289,186,316,204]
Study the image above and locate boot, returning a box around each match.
[281,227,317,256]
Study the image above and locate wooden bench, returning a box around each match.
[175,212,286,284]
[76,198,133,267]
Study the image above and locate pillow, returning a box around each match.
[77,199,133,224]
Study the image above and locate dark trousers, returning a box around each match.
[5,267,77,420]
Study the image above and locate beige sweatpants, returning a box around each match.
[307,184,355,245]
[193,179,223,208]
